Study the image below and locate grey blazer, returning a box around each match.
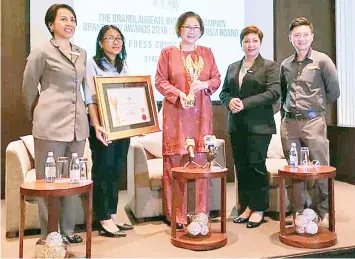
[22,38,89,142]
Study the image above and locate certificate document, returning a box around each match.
[94,75,160,140]
[107,86,151,127]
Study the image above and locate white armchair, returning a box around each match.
[126,131,227,221]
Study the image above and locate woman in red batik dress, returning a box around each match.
[155,11,221,228]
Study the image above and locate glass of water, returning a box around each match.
[300,147,310,168]
[56,157,69,182]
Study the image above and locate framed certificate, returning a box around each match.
[94,75,160,140]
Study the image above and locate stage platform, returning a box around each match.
[2,181,355,258]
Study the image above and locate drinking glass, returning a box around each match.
[56,157,69,179]
[300,147,310,167]
[312,159,321,167]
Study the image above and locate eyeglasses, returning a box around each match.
[182,25,201,31]
[292,33,312,39]
[103,36,123,43]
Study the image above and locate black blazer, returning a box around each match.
[219,55,281,134]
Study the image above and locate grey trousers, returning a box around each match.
[280,116,329,217]
[34,138,86,236]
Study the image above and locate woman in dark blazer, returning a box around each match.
[219,26,280,228]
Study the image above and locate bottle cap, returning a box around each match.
[72,153,78,157]
[48,151,54,156]
[291,143,296,147]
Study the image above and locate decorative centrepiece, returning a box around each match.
[294,208,320,235]
[185,212,210,237]
[36,232,67,259]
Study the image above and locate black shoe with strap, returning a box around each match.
[116,223,134,231]
[98,224,126,237]
[246,217,267,229]
[163,218,184,229]
[233,216,249,224]
[62,234,83,244]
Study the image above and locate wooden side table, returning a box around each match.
[278,165,337,248]
[170,166,227,251]
[19,179,93,258]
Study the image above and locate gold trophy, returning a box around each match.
[185,91,195,107]
[183,55,204,108]
[108,94,120,127]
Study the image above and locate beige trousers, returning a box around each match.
[34,138,85,236]
[280,116,329,217]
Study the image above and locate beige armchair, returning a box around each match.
[126,131,227,221]
[265,112,289,216]
[5,136,92,237]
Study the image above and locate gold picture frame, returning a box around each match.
[94,75,160,141]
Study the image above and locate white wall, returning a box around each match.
[336,0,355,127]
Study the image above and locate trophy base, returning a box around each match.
[184,93,195,108]
[184,100,195,108]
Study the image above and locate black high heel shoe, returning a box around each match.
[233,216,250,224]
[246,217,267,229]
[98,224,127,237]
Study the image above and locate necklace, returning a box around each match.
[241,59,254,73]
[241,65,251,74]
[179,44,204,93]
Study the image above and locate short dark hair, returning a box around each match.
[240,25,263,46]
[45,4,77,36]
[289,17,313,33]
[175,11,204,38]
[93,25,127,73]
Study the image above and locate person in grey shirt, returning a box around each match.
[280,17,340,227]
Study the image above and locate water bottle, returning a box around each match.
[289,142,298,168]
[69,153,80,184]
[45,151,56,183]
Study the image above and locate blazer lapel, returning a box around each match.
[232,61,242,95]
[240,54,265,86]
[50,38,79,66]
[247,54,264,74]
[70,45,80,65]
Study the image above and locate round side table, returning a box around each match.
[170,166,228,251]
[19,179,93,258]
[278,165,337,248]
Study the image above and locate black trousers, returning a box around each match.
[230,131,271,212]
[89,126,130,221]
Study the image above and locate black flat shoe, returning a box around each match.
[116,223,134,231]
[176,223,184,230]
[98,224,127,237]
[233,216,249,224]
[246,218,267,229]
[163,219,184,230]
[62,234,83,244]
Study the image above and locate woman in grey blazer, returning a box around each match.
[22,4,88,243]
